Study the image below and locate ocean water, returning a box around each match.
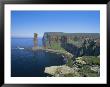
[11,37,42,48]
[11,38,65,77]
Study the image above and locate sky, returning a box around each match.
[11,11,100,38]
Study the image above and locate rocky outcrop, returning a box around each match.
[44,65,80,77]
[44,56,100,77]
[75,57,86,65]
[33,33,38,48]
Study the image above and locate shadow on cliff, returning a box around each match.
[61,42,100,58]
[61,43,80,58]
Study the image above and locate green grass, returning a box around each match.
[66,58,73,67]
[81,56,100,65]
[47,43,65,51]
[78,65,99,77]
[65,56,100,77]
[64,73,80,77]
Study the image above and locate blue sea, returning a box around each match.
[11,37,43,48]
[11,38,65,77]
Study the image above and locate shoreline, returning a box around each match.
[32,47,74,59]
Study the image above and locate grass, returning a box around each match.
[49,43,65,50]
[81,56,100,65]
[66,58,73,67]
[64,73,80,77]
[78,65,99,77]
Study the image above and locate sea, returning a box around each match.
[11,38,65,77]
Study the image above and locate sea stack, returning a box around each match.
[33,33,38,48]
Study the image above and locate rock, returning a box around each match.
[44,65,79,77]
[76,60,86,65]
[76,57,86,65]
[42,32,100,57]
[90,66,100,73]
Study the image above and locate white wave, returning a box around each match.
[18,47,24,50]
[12,46,25,50]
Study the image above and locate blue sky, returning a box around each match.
[11,11,100,38]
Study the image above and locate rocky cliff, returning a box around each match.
[42,32,100,57]
[42,32,100,77]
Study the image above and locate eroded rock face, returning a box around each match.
[76,57,86,65]
[33,33,38,48]
[44,65,80,77]
[90,66,100,73]
[42,32,100,57]
[44,56,100,77]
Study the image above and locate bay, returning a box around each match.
[11,38,65,77]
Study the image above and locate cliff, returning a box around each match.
[45,56,100,77]
[42,32,100,57]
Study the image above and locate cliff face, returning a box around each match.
[42,32,100,57]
